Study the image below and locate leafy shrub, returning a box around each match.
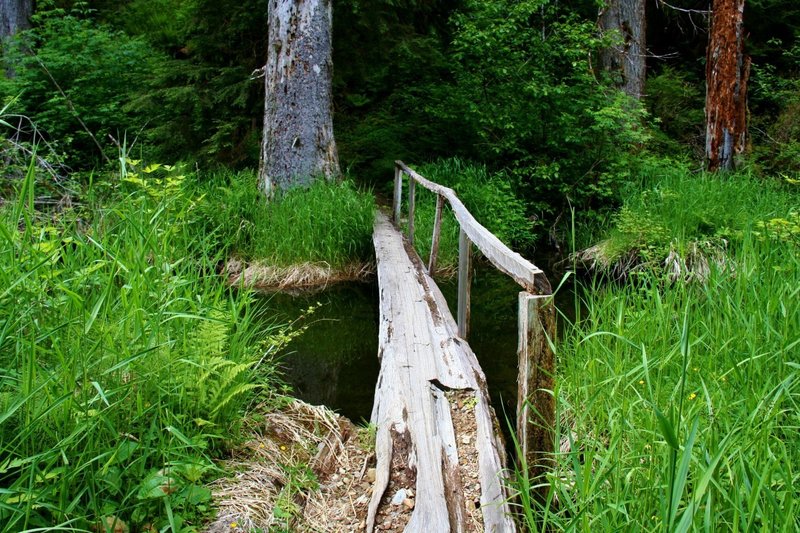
[441,0,648,220]
[645,67,705,158]
[1,11,163,167]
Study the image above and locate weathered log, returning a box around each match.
[369,212,515,533]
[516,293,556,497]
[395,161,550,295]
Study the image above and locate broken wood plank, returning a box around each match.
[369,211,515,533]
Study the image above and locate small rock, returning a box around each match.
[406,489,414,498]
[339,467,347,474]
[403,498,415,510]
[466,500,477,512]
[366,468,376,483]
[331,473,339,481]
[391,489,407,505]
[461,436,471,445]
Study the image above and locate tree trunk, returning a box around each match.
[705,0,749,171]
[598,0,646,99]
[0,0,32,39]
[259,0,340,196]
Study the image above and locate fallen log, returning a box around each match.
[367,212,515,533]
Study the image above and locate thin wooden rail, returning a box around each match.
[392,160,556,498]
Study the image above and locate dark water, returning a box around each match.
[263,282,380,423]
[262,263,574,424]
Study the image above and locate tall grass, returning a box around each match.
[512,170,800,530]
[0,162,289,531]
[193,171,376,268]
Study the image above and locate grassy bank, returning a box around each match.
[513,168,799,530]
[0,163,295,531]
[193,170,375,271]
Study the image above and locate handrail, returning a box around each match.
[394,160,551,295]
[392,160,555,496]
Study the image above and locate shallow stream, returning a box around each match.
[262,262,574,424]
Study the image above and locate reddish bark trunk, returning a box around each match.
[706,0,749,171]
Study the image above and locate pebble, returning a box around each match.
[402,498,415,510]
[406,489,414,498]
[339,467,346,474]
[466,500,477,512]
[461,436,471,445]
[390,489,407,505]
[366,468,376,483]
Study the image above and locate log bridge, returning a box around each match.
[367,161,556,532]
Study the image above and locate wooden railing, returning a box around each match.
[393,160,557,488]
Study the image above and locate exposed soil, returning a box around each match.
[205,390,491,532]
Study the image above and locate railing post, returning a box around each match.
[428,194,445,275]
[457,228,472,339]
[408,176,416,245]
[517,292,556,497]
[393,165,402,224]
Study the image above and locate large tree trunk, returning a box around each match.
[0,0,32,39]
[1,0,32,78]
[259,0,340,196]
[705,0,749,171]
[598,0,646,99]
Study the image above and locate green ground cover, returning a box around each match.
[0,161,299,531]
[512,169,800,531]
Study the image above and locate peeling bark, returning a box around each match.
[259,0,340,196]
[705,0,749,171]
[598,0,646,99]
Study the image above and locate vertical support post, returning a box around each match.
[517,292,556,497]
[408,176,416,245]
[393,166,402,224]
[457,228,472,339]
[428,194,445,275]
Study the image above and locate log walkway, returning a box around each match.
[367,163,556,532]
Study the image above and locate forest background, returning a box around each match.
[1,0,799,531]
[2,0,797,224]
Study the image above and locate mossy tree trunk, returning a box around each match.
[706,0,749,171]
[259,0,340,197]
[598,0,646,99]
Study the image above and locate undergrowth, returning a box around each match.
[511,170,800,531]
[581,159,798,277]
[193,171,375,268]
[0,159,294,531]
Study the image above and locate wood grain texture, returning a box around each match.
[369,212,515,533]
[517,293,556,498]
